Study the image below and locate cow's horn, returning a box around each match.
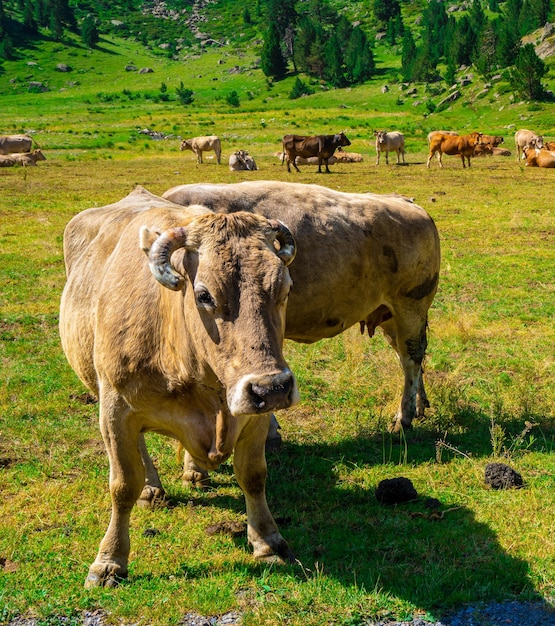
[147,226,189,291]
[271,220,296,266]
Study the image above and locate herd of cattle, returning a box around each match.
[1,127,554,169]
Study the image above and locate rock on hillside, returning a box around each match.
[522,22,555,59]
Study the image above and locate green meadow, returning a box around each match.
[1,24,555,626]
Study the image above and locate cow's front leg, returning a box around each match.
[85,393,144,588]
[234,414,295,563]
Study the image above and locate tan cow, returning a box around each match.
[180,135,221,164]
[155,181,441,487]
[228,149,257,171]
[59,186,298,587]
[0,134,38,154]
[515,129,544,161]
[374,130,406,165]
[523,146,555,168]
[0,149,46,167]
[427,132,483,168]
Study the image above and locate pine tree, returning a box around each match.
[344,26,374,84]
[261,22,287,80]
[373,0,401,25]
[510,42,546,99]
[81,13,99,48]
[401,29,416,81]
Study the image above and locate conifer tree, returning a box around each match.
[510,42,546,99]
[81,13,99,48]
[261,21,287,79]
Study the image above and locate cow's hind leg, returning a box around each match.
[86,392,144,588]
[234,413,295,563]
[380,313,430,433]
[137,433,166,507]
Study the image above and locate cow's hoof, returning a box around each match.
[265,433,282,453]
[388,419,413,434]
[84,564,127,589]
[251,535,296,564]
[136,485,166,509]
[183,468,210,489]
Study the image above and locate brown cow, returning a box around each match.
[544,141,555,151]
[523,146,555,168]
[427,132,483,168]
[180,135,222,164]
[515,129,543,161]
[281,132,351,173]
[0,149,46,166]
[59,186,299,586]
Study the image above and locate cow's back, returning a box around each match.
[0,134,33,155]
[163,181,439,342]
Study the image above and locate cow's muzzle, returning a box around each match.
[229,370,299,415]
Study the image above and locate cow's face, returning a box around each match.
[180,139,192,151]
[374,130,387,145]
[142,212,299,416]
[338,132,351,147]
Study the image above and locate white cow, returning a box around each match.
[229,149,257,171]
[374,130,406,165]
[515,129,544,161]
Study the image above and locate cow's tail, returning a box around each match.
[31,136,42,149]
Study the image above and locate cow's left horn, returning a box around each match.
[271,220,296,266]
[147,226,189,291]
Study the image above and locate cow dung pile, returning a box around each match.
[484,462,524,489]
[375,477,418,504]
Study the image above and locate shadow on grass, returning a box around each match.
[152,424,549,618]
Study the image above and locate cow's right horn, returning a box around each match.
[146,226,189,291]
[271,220,296,266]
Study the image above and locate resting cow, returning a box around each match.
[0,134,38,155]
[59,186,299,587]
[515,129,543,161]
[0,149,46,167]
[228,149,257,171]
[427,132,483,168]
[374,130,406,165]
[281,132,351,173]
[180,135,221,164]
[523,146,555,168]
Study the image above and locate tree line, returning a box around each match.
[260,0,551,100]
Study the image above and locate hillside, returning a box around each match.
[0,0,554,152]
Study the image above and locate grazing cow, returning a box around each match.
[281,132,351,173]
[523,146,555,168]
[0,134,38,155]
[180,135,221,164]
[427,131,483,168]
[0,149,46,167]
[159,181,440,487]
[228,149,257,171]
[59,186,299,587]
[515,129,544,161]
[374,130,406,165]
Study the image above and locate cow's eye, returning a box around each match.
[195,287,216,311]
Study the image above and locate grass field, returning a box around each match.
[1,26,555,626]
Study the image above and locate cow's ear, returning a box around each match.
[139,226,162,256]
